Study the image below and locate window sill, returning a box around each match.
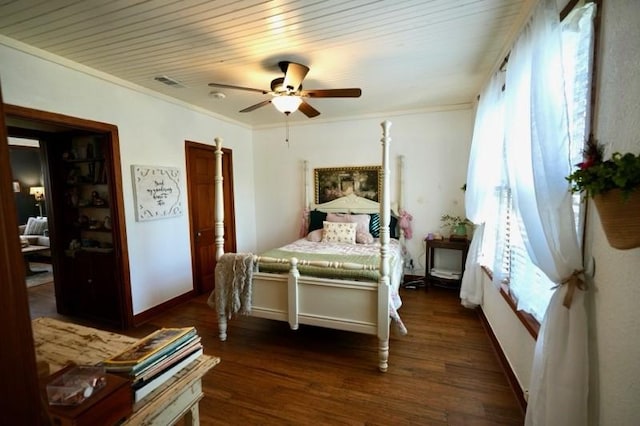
[481,266,540,340]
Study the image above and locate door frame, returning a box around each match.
[0,87,44,425]
[185,140,236,294]
[4,104,133,329]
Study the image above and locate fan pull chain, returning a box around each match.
[285,115,290,147]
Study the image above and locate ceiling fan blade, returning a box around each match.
[298,100,320,118]
[239,99,271,113]
[300,88,362,98]
[280,61,309,92]
[208,82,268,94]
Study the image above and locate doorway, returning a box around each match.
[9,137,57,317]
[5,104,133,329]
[185,140,236,294]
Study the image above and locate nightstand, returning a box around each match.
[424,238,470,289]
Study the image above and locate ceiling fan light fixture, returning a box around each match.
[272,95,302,114]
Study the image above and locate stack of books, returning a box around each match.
[102,327,203,403]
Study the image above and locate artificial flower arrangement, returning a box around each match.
[566,136,640,200]
[566,135,640,249]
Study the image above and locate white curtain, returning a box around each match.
[460,72,505,308]
[502,1,593,424]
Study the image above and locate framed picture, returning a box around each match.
[132,165,183,221]
[314,165,381,204]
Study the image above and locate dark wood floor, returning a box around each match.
[29,283,524,425]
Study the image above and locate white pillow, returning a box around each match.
[321,221,357,244]
[24,216,48,235]
[326,212,374,244]
[306,229,324,242]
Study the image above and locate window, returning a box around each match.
[476,2,596,323]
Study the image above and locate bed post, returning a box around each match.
[299,160,310,238]
[304,160,309,209]
[288,258,300,331]
[398,155,406,243]
[214,137,228,341]
[378,120,392,372]
[214,137,225,261]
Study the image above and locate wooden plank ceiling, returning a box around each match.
[0,0,534,127]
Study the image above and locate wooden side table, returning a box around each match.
[424,238,470,289]
[32,317,220,425]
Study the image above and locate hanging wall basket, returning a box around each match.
[592,189,640,250]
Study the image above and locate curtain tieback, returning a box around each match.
[560,269,587,309]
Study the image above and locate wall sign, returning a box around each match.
[132,165,183,221]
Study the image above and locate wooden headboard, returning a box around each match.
[311,193,399,216]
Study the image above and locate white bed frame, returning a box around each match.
[213,120,402,371]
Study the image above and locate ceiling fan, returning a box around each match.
[208,61,362,118]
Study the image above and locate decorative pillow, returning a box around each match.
[390,215,398,239]
[24,216,48,236]
[356,231,374,244]
[326,212,349,223]
[369,213,398,239]
[308,210,327,233]
[369,213,381,237]
[321,221,357,244]
[347,214,374,244]
[306,229,324,242]
[326,212,373,244]
[346,213,370,233]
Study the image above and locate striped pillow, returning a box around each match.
[369,213,380,237]
[24,217,48,236]
[369,213,398,239]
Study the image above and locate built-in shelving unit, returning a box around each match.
[48,133,122,326]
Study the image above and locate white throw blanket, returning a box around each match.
[207,253,255,319]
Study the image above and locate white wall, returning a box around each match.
[587,1,640,424]
[0,41,257,315]
[252,109,474,271]
[480,2,640,425]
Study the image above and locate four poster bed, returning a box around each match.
[209,120,406,371]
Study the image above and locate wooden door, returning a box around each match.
[186,141,236,294]
[1,88,46,423]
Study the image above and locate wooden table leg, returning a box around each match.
[183,403,200,425]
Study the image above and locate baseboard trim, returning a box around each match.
[477,307,527,416]
[132,290,196,326]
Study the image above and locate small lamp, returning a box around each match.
[30,186,45,216]
[272,95,302,115]
[30,186,45,201]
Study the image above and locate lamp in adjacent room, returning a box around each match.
[29,186,45,216]
[271,95,302,115]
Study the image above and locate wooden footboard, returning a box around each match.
[216,257,391,371]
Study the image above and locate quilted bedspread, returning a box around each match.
[257,238,403,287]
